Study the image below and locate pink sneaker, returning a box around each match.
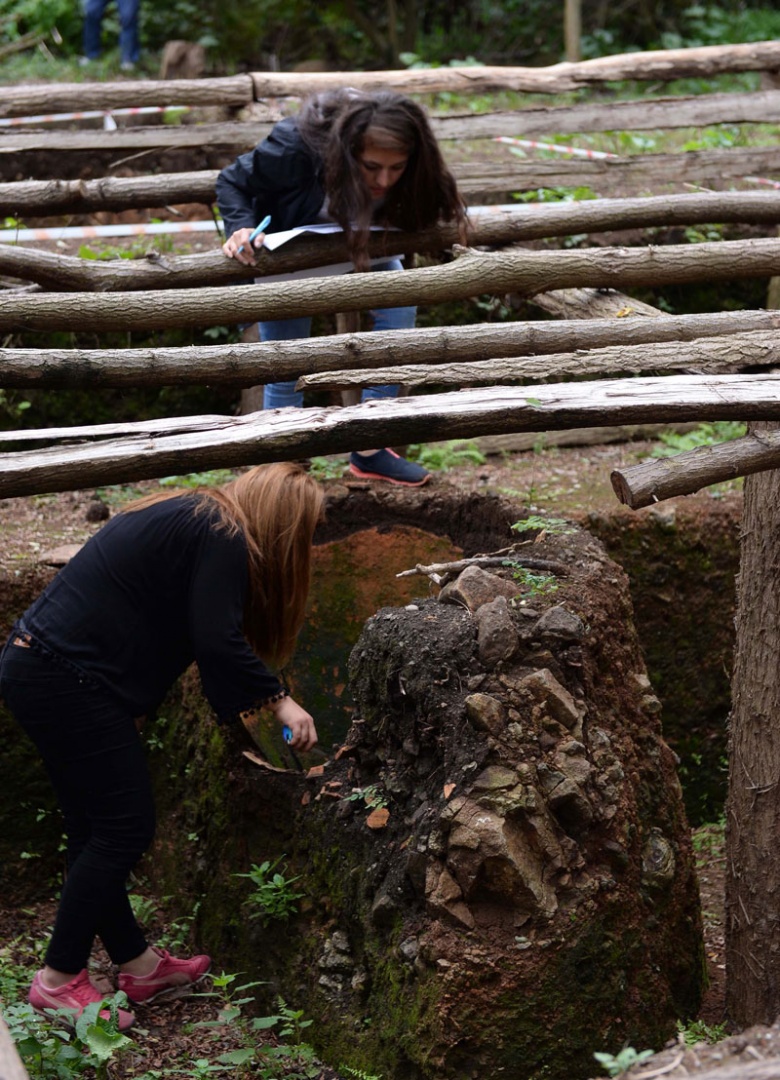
[118,948,211,1004]
[29,969,135,1030]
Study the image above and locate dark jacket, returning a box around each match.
[216,117,327,238]
[16,496,282,722]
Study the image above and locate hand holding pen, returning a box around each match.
[222,214,271,266]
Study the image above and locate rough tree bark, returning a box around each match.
[611,429,780,508]
[296,329,780,391]
[2,373,780,498]
[4,240,780,333]
[1,42,777,117]
[1,310,775,388]
[726,420,780,1028]
[7,193,780,291]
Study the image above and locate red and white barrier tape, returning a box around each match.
[0,105,189,129]
[0,220,218,243]
[494,135,619,160]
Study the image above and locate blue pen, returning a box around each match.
[282,725,293,744]
[237,213,271,254]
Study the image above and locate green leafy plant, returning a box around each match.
[511,515,576,537]
[235,857,303,923]
[504,564,559,598]
[407,440,486,471]
[309,456,349,480]
[593,1046,654,1077]
[677,1017,728,1046]
[4,993,133,1079]
[199,977,318,1077]
[347,784,388,810]
[651,421,746,458]
[158,469,236,488]
[341,1066,383,1080]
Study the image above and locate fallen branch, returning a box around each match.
[611,428,780,509]
[397,555,569,585]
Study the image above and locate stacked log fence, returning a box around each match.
[2,41,780,502]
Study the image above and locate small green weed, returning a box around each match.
[4,993,133,1079]
[677,1018,728,1046]
[235,857,303,923]
[159,469,236,488]
[347,784,388,811]
[504,564,559,598]
[309,456,348,480]
[407,440,486,472]
[199,977,318,1077]
[651,421,746,458]
[511,515,576,537]
[341,1066,383,1080]
[593,1046,654,1076]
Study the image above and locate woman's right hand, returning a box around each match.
[222,228,265,267]
[270,694,318,752]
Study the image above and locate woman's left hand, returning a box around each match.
[270,695,318,752]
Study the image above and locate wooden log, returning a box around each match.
[0,75,254,118]
[0,42,778,118]
[3,239,780,333]
[1,372,779,497]
[1,310,776,388]
[248,42,780,97]
[0,171,218,217]
[3,310,776,385]
[432,90,780,139]
[296,329,780,390]
[9,192,780,292]
[5,139,780,196]
[611,428,780,508]
[530,288,663,319]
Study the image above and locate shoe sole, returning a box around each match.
[125,967,211,1006]
[348,464,431,487]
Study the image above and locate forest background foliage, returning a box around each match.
[2,0,780,73]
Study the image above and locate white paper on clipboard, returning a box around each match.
[258,225,404,284]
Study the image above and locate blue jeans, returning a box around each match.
[262,259,416,410]
[82,0,140,63]
[0,641,152,971]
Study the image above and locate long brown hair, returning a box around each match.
[124,463,324,668]
[298,88,468,270]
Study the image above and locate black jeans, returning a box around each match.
[1,640,153,972]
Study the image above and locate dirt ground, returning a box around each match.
[0,440,763,1078]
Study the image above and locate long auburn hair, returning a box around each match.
[298,88,468,270]
[124,463,324,668]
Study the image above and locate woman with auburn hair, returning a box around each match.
[218,88,468,488]
[0,463,323,1030]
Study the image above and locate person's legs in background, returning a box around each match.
[116,0,141,67]
[82,0,109,60]
[349,259,430,486]
[259,316,313,410]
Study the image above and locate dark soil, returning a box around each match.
[0,444,760,1078]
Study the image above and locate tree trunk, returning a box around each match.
[564,0,582,62]
[0,75,254,117]
[3,373,780,497]
[726,420,780,1026]
[5,240,780,333]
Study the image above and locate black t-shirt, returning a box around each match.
[19,496,282,721]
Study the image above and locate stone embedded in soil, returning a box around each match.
[439,563,521,611]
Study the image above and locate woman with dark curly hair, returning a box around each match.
[218,89,467,487]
